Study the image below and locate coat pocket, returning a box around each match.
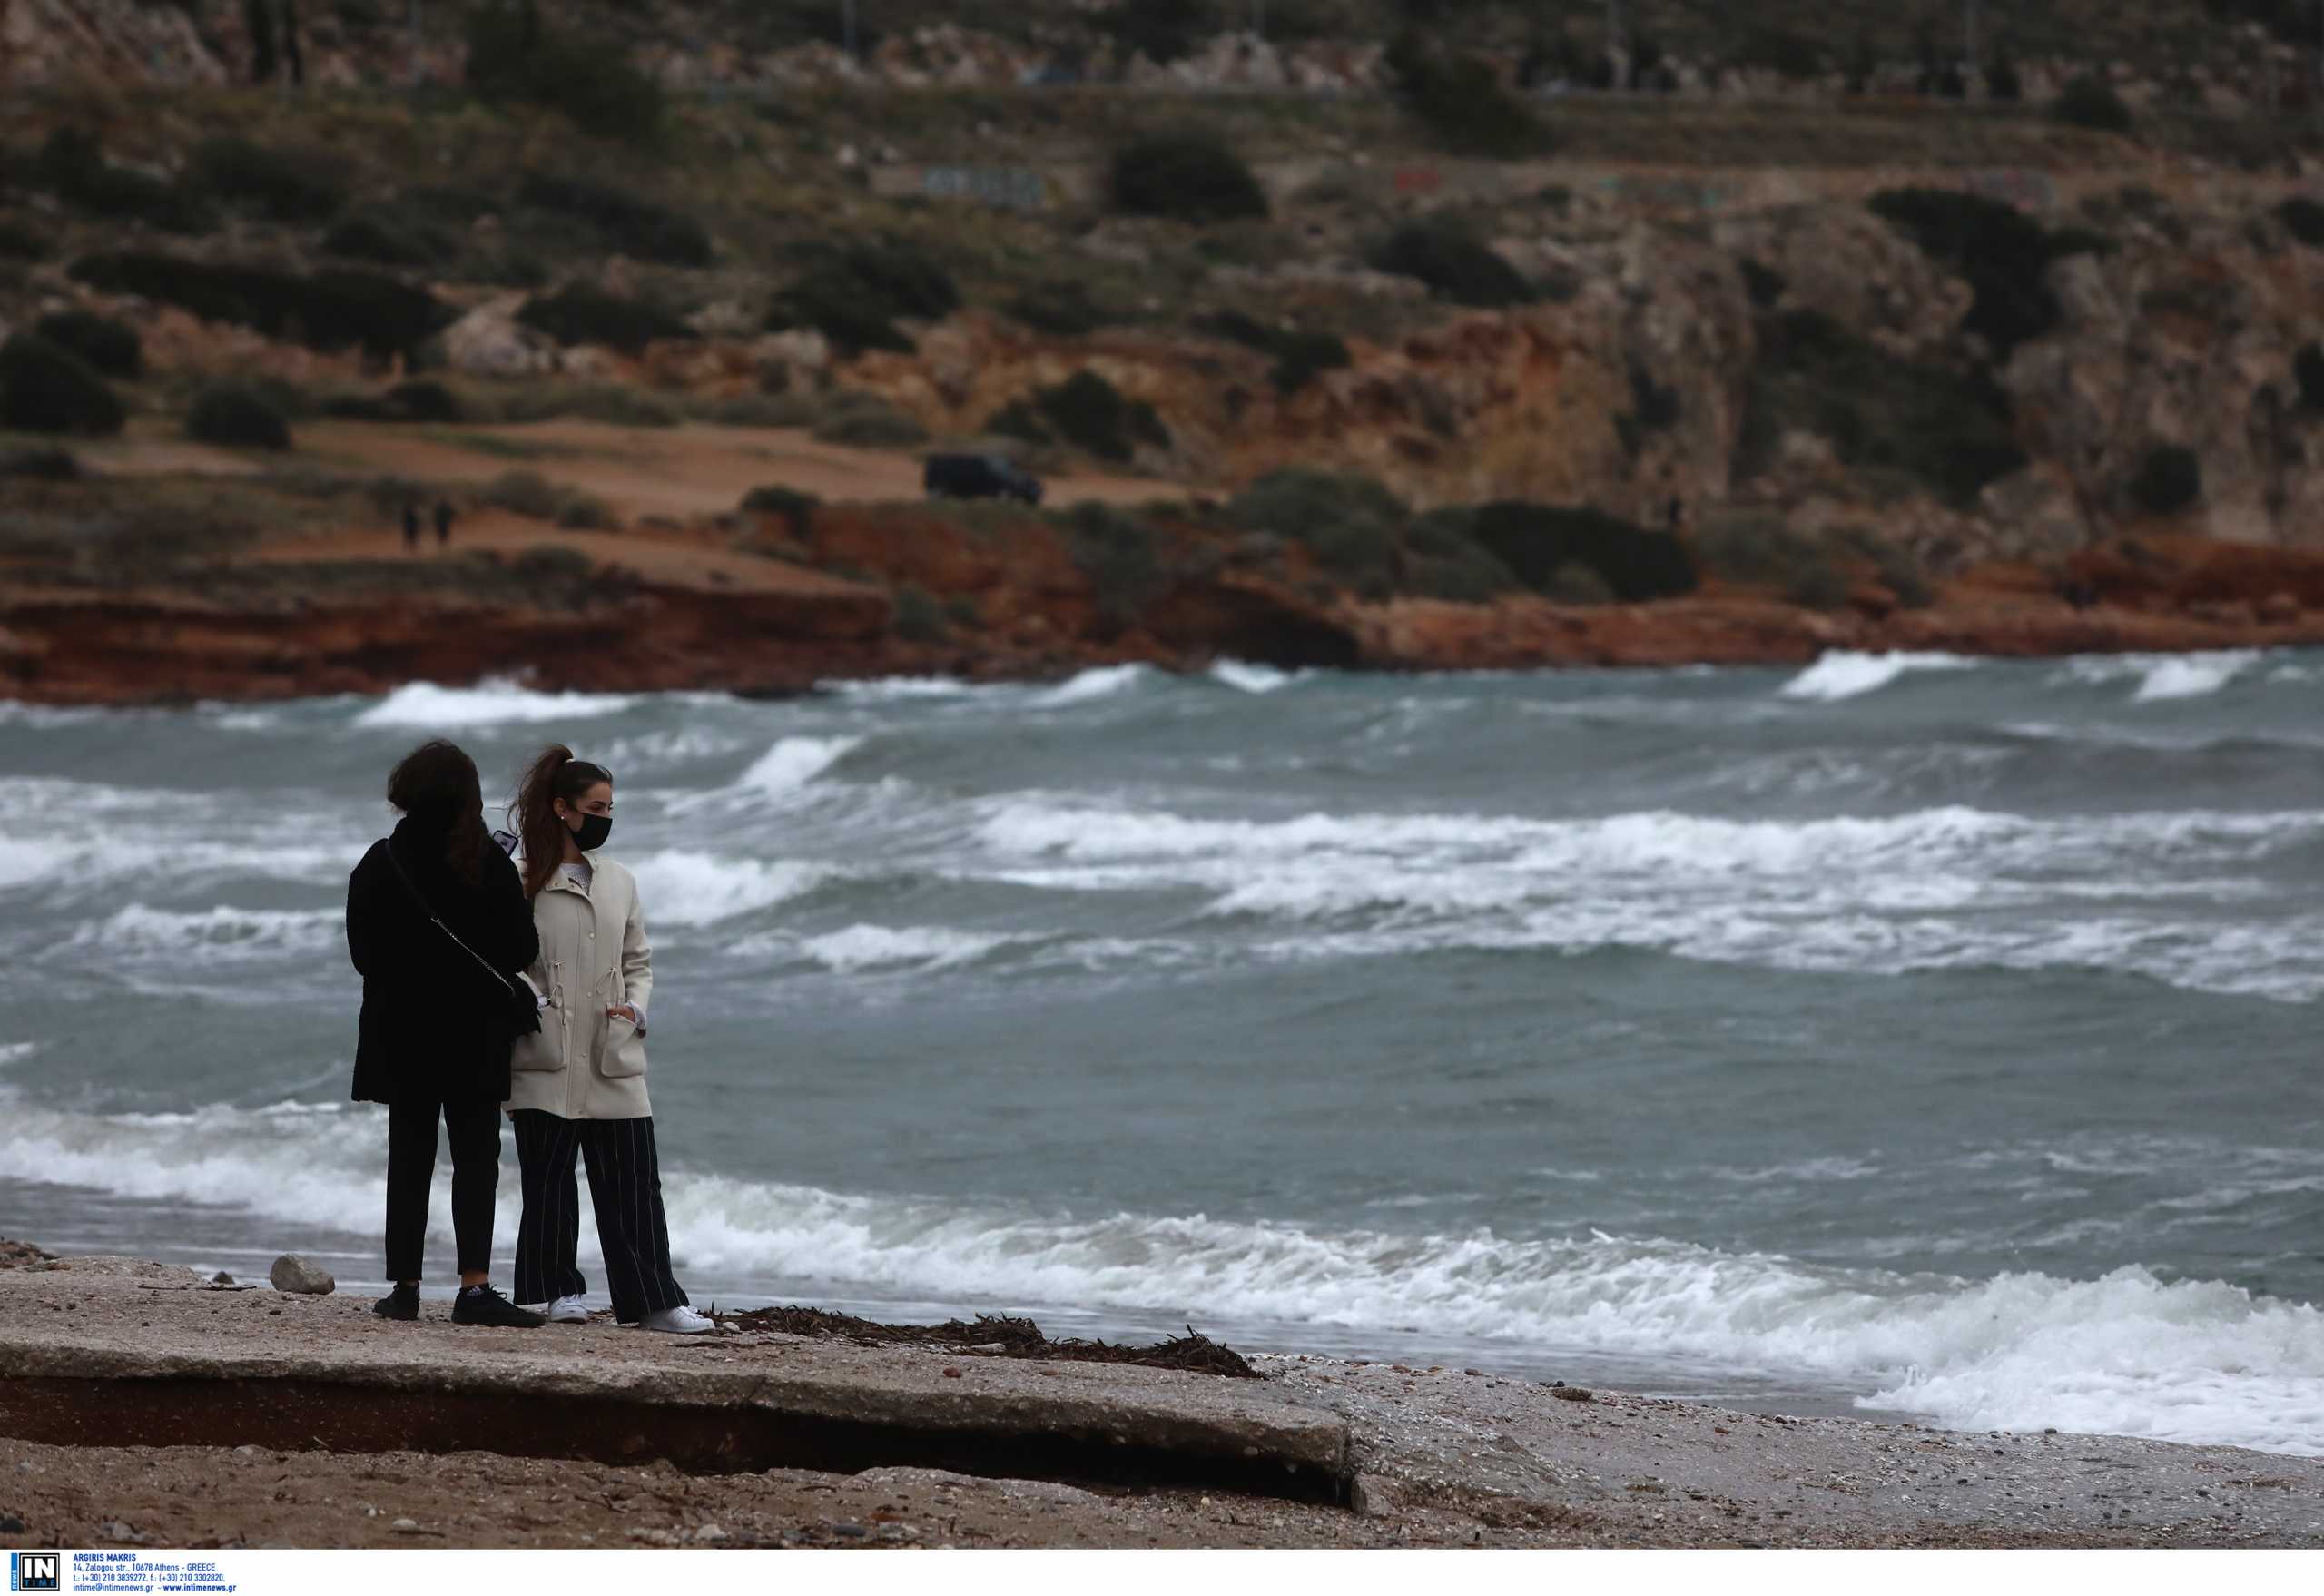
[510,1025,561,1072]
[599,1013,648,1079]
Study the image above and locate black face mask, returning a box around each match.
[566,811,612,852]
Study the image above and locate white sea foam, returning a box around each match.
[1210,660,1301,695]
[353,679,637,729]
[2132,650,2262,704]
[820,676,980,700]
[75,904,342,959]
[626,851,826,927]
[737,735,861,797]
[1032,664,1152,707]
[0,1042,37,1067]
[795,924,1017,972]
[1779,651,1977,702]
[9,1089,2316,1453]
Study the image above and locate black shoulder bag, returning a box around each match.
[379,840,543,1037]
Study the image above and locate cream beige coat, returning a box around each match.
[507,852,655,1120]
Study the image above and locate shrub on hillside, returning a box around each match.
[0,446,82,481]
[1109,134,1268,223]
[465,2,665,144]
[740,484,820,536]
[326,378,462,423]
[2278,197,2324,248]
[1005,281,1111,338]
[68,252,441,360]
[1193,310,1351,396]
[324,206,461,268]
[768,241,959,357]
[1867,187,2101,357]
[187,384,292,450]
[1738,309,2025,509]
[1230,468,1406,544]
[0,333,123,436]
[1034,370,1168,462]
[2127,445,2201,515]
[478,469,615,528]
[1464,502,1696,603]
[810,397,930,449]
[1732,27,1827,80]
[517,283,696,355]
[37,127,212,234]
[0,220,46,261]
[517,173,712,268]
[2054,74,2133,133]
[1384,33,1551,160]
[1060,502,1165,634]
[891,582,949,644]
[1366,221,1532,309]
[191,135,347,222]
[34,310,143,378]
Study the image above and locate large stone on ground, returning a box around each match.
[269,1255,335,1296]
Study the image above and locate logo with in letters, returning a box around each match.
[9,1553,59,1593]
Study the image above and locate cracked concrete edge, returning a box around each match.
[0,1336,1352,1478]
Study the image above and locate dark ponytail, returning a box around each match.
[385,739,493,885]
[512,744,613,901]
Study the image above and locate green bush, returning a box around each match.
[1401,507,1523,603]
[517,172,711,268]
[190,135,346,222]
[2127,445,2201,515]
[465,2,665,145]
[555,492,619,531]
[69,252,442,360]
[187,384,292,450]
[1384,33,1551,158]
[740,484,820,536]
[324,206,460,268]
[2054,74,2133,133]
[983,399,1051,444]
[34,310,142,378]
[1867,187,2099,357]
[1738,309,2025,509]
[1109,134,1268,223]
[1005,281,1110,337]
[1464,502,1696,603]
[1194,310,1352,395]
[1060,502,1164,633]
[1034,370,1168,462]
[0,220,45,261]
[37,128,212,234]
[2278,197,2324,249]
[517,283,696,354]
[0,447,81,481]
[1694,515,1850,605]
[892,582,949,643]
[0,334,123,436]
[1367,221,1532,309]
[768,241,959,357]
[1230,468,1406,544]
[326,379,463,423]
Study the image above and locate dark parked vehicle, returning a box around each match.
[924,452,1043,504]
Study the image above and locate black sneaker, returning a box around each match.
[451,1284,546,1328]
[372,1283,419,1321]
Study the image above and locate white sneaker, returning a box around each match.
[518,1296,590,1323]
[637,1305,714,1335]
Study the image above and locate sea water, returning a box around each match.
[3,650,2321,1452]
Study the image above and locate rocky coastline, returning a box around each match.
[2,1247,2321,1549]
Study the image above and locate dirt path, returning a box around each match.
[81,419,1186,523]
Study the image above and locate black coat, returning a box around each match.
[347,816,540,1106]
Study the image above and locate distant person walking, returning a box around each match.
[401,503,421,554]
[505,744,710,1335]
[434,498,456,548]
[346,740,547,1329]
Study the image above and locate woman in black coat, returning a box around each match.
[347,739,545,1328]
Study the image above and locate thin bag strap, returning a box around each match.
[379,839,522,997]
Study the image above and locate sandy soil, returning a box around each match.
[74,419,1185,523]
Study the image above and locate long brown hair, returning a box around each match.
[511,744,613,900]
[387,739,492,885]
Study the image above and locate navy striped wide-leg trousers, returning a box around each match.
[510,1109,689,1323]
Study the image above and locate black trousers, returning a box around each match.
[511,1110,688,1323]
[384,1095,500,1281]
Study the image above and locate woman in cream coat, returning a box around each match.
[506,744,710,1334]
